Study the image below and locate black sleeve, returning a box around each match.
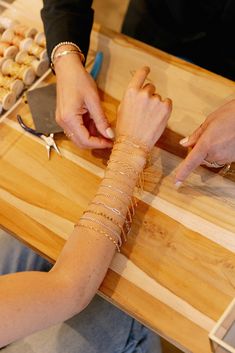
[41,0,94,61]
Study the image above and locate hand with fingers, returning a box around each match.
[175,99,235,186]
[116,66,172,149]
[54,45,114,149]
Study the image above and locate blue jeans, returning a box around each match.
[0,230,161,353]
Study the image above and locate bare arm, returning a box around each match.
[0,67,172,347]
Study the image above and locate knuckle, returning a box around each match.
[141,90,150,99]
[146,83,155,90]
[154,93,161,101]
[163,98,172,110]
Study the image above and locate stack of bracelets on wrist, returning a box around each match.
[50,41,85,72]
[75,136,151,252]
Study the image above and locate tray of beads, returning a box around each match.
[0,6,50,119]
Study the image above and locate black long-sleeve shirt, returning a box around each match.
[41,0,235,80]
[41,0,94,60]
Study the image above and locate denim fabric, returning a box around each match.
[0,230,161,353]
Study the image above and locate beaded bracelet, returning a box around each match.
[89,201,126,221]
[50,41,85,71]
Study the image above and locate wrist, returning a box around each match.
[106,142,147,193]
[111,138,148,170]
[53,44,81,56]
[54,52,84,75]
[51,42,85,73]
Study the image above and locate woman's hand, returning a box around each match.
[54,49,114,149]
[175,99,235,184]
[116,67,172,150]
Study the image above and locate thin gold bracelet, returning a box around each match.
[99,185,136,215]
[89,201,126,221]
[84,209,127,241]
[95,191,133,223]
[51,50,85,70]
[107,159,141,173]
[89,197,132,239]
[76,223,120,252]
[80,215,122,246]
[115,135,150,154]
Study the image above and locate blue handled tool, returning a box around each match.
[90,51,103,80]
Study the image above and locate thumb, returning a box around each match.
[179,125,204,147]
[86,94,115,139]
[174,143,207,186]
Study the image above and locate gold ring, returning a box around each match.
[219,163,232,176]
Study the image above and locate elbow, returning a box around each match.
[49,269,94,318]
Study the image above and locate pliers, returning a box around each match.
[17,114,61,160]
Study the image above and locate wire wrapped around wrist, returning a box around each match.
[75,137,149,251]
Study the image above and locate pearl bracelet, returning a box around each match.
[50,41,85,71]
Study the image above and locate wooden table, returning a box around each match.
[1,1,235,352]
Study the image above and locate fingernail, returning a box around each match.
[106,127,115,139]
[179,136,189,145]
[174,181,182,189]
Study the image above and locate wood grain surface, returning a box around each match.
[0,1,235,353]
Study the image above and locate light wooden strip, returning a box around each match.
[0,188,73,239]
[111,253,215,331]
[141,191,235,253]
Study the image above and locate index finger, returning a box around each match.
[175,143,207,183]
[128,66,150,89]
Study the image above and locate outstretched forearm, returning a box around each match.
[0,66,172,348]
[0,139,147,347]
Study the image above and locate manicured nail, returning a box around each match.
[174,181,182,189]
[179,136,189,145]
[106,127,115,139]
